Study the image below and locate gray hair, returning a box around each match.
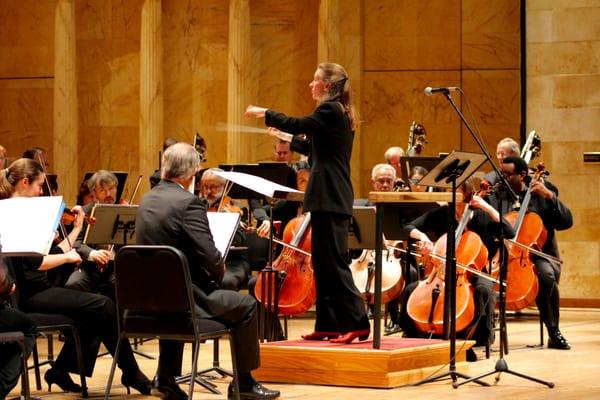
[371,163,396,180]
[200,168,226,184]
[384,146,404,162]
[498,137,520,155]
[161,142,200,180]
[88,170,118,191]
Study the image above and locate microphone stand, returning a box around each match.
[439,90,553,389]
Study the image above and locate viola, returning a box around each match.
[255,213,316,316]
[349,246,404,304]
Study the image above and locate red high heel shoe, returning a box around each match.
[301,331,341,340]
[329,329,370,344]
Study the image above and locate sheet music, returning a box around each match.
[0,196,64,255]
[207,212,240,260]
[212,170,302,199]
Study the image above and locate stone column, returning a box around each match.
[318,0,340,63]
[140,0,163,195]
[53,0,78,205]
[227,0,254,163]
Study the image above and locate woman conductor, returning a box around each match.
[245,63,370,343]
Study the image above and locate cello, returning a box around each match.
[491,164,549,310]
[406,189,489,335]
[349,245,404,305]
[255,213,316,316]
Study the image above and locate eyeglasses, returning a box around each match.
[501,171,516,178]
[202,183,223,192]
[375,178,394,185]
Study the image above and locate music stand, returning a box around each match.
[414,151,488,387]
[83,204,138,246]
[399,156,446,189]
[218,163,296,201]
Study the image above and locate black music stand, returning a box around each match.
[433,88,553,389]
[399,156,446,189]
[414,151,489,387]
[83,204,155,360]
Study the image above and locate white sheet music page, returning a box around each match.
[0,196,64,256]
[211,170,302,200]
[206,211,240,260]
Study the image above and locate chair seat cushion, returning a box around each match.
[0,331,25,343]
[122,313,228,338]
[26,313,76,328]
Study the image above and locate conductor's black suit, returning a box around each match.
[136,180,259,377]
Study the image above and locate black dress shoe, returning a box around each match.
[44,368,83,393]
[228,382,280,400]
[384,322,402,335]
[548,330,571,350]
[121,368,151,395]
[151,375,187,400]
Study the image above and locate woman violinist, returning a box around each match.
[496,156,573,349]
[398,178,515,351]
[246,62,370,343]
[0,158,150,394]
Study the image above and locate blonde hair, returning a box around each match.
[317,63,360,131]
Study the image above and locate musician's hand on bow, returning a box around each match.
[245,105,267,118]
[70,205,85,229]
[89,249,111,266]
[65,249,82,265]
[256,220,271,239]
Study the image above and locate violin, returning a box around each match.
[208,195,243,215]
[61,208,96,226]
[255,213,316,315]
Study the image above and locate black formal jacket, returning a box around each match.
[136,180,225,295]
[266,101,354,216]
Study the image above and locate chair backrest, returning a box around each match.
[115,245,196,316]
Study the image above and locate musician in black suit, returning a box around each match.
[136,143,280,400]
[245,62,370,344]
[497,156,573,349]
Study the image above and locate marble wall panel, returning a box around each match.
[460,70,521,154]
[462,0,520,69]
[0,79,54,160]
[553,7,600,42]
[527,9,553,43]
[364,0,461,71]
[528,0,600,9]
[553,75,600,109]
[560,241,600,299]
[527,41,600,76]
[0,0,54,78]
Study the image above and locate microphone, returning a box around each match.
[424,86,460,96]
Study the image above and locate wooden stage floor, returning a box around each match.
[9,308,600,399]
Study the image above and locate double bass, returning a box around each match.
[255,213,316,316]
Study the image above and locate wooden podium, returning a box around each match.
[368,191,462,349]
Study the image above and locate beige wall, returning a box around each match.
[0,0,598,303]
[527,0,600,305]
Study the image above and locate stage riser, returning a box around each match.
[254,339,474,388]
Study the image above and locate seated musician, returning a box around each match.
[199,168,251,291]
[150,137,178,189]
[0,256,36,399]
[497,156,573,349]
[355,163,419,334]
[408,166,428,192]
[66,170,120,298]
[398,178,515,355]
[384,146,407,190]
[0,158,150,394]
[136,143,280,400]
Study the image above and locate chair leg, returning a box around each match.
[188,340,201,400]
[104,337,122,400]
[31,342,41,391]
[539,313,545,347]
[196,339,233,378]
[68,329,88,398]
[228,335,240,400]
[20,343,31,400]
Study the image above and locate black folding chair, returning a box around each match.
[105,245,239,400]
[0,331,30,400]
